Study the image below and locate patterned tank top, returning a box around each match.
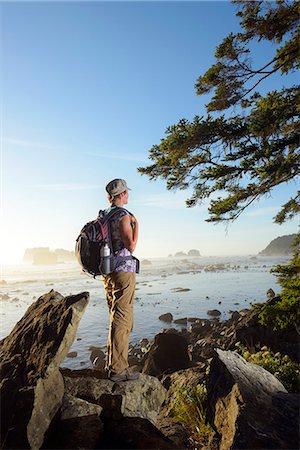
[104,206,137,273]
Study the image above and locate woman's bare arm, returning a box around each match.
[120,214,139,253]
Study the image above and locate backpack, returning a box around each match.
[75,207,139,277]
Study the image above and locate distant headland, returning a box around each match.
[23,248,75,265]
[259,234,297,256]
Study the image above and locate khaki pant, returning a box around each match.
[102,272,136,375]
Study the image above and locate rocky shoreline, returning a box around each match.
[0,289,299,449]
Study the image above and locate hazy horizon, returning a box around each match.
[1,237,295,267]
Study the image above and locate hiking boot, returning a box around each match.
[125,368,140,381]
[109,368,140,382]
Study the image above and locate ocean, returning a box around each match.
[0,255,288,370]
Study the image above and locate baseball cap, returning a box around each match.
[105,179,131,197]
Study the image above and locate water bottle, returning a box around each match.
[101,243,111,274]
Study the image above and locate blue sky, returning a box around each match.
[1,1,298,264]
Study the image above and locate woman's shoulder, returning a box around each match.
[117,207,131,219]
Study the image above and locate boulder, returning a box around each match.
[61,367,166,424]
[43,393,103,449]
[189,318,213,337]
[230,311,240,321]
[187,317,200,323]
[173,317,188,325]
[191,335,218,361]
[156,416,191,450]
[43,414,102,450]
[61,393,102,420]
[227,308,300,362]
[140,338,150,347]
[266,288,276,299]
[128,354,142,367]
[99,416,176,449]
[142,333,191,377]
[171,287,191,292]
[89,348,106,368]
[159,312,173,322]
[0,290,89,449]
[207,309,221,317]
[66,351,78,358]
[207,349,300,450]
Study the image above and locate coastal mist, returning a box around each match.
[0,256,288,370]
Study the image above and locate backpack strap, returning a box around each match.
[97,207,124,246]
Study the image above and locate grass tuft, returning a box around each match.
[235,342,300,393]
[169,382,212,442]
